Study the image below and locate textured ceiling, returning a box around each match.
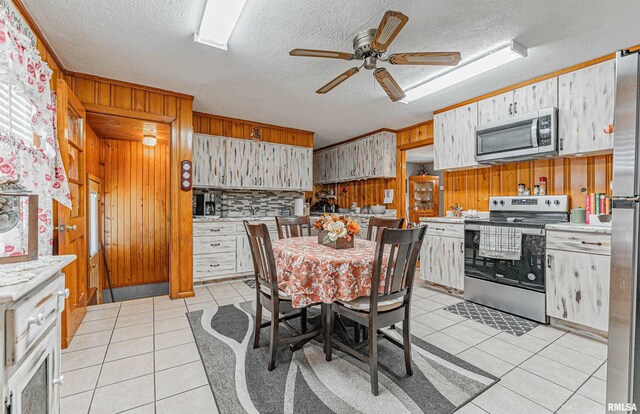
[406,145,434,163]
[24,0,640,148]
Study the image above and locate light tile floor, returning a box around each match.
[61,281,607,413]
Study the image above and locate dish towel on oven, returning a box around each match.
[479,226,522,260]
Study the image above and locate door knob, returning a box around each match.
[56,288,70,299]
[66,225,77,231]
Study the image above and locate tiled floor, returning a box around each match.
[61,281,607,413]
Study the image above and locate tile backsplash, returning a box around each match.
[218,190,305,217]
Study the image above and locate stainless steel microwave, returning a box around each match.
[475,107,558,164]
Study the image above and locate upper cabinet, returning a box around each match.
[313,131,396,184]
[478,78,558,124]
[558,59,615,156]
[434,103,478,170]
[193,133,312,191]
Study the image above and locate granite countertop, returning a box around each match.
[421,217,466,224]
[545,223,612,234]
[0,255,75,303]
[193,216,277,223]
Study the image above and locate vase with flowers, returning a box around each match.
[314,213,360,249]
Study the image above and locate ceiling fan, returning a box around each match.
[289,11,461,102]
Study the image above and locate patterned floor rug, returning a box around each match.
[243,278,255,289]
[187,301,498,414]
[443,301,539,337]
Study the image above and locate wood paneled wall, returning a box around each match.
[316,178,397,210]
[86,125,103,179]
[66,72,194,299]
[443,155,613,211]
[103,139,170,288]
[193,112,313,148]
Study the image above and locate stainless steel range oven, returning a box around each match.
[464,195,568,323]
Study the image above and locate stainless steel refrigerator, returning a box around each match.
[608,49,640,411]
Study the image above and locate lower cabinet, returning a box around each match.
[420,231,465,290]
[236,234,254,274]
[545,230,611,332]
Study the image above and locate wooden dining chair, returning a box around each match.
[244,221,319,371]
[275,216,312,239]
[366,217,405,241]
[324,226,427,395]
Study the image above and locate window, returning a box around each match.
[89,191,99,256]
[0,81,35,143]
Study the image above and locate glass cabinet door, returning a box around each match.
[414,181,435,211]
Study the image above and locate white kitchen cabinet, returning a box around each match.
[477,78,558,125]
[225,138,256,188]
[558,59,615,156]
[433,103,478,170]
[193,134,312,191]
[313,131,396,184]
[236,234,254,274]
[193,134,227,187]
[545,229,611,332]
[370,131,397,178]
[420,233,465,290]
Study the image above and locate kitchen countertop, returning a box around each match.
[421,217,466,224]
[0,255,75,302]
[545,223,612,234]
[193,216,277,223]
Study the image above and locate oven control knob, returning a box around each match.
[545,200,552,205]
[492,200,498,205]
[499,200,505,205]
[554,199,561,205]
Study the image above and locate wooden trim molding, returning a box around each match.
[67,72,194,101]
[398,139,433,151]
[84,103,176,124]
[316,128,397,152]
[193,111,314,135]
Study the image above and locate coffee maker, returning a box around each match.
[193,193,217,216]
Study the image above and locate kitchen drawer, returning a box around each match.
[193,235,236,255]
[546,230,611,256]
[193,253,236,279]
[6,275,66,366]
[193,222,236,237]
[425,222,464,239]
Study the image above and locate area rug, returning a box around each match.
[187,301,498,414]
[443,301,538,337]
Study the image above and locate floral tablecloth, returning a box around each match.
[272,236,388,308]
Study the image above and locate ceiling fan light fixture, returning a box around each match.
[194,0,247,50]
[402,40,527,103]
[374,68,406,102]
[316,67,360,94]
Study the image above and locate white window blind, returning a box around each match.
[0,82,34,143]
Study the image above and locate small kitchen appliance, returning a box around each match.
[193,193,217,217]
[464,195,569,323]
[475,107,558,164]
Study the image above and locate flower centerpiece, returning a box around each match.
[314,213,360,249]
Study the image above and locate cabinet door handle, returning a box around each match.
[56,288,70,299]
[559,137,564,151]
[210,243,221,247]
[460,242,464,253]
[581,241,603,246]
[209,264,220,268]
[210,229,221,232]
[547,255,552,269]
[28,313,45,326]
[53,375,65,386]
[508,103,513,116]
[514,101,518,114]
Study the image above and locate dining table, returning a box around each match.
[271,235,389,348]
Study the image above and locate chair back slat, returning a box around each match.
[276,216,312,239]
[244,222,279,294]
[367,217,405,241]
[370,226,427,310]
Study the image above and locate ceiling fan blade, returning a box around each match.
[289,48,355,60]
[316,67,360,94]
[371,10,409,52]
[388,52,462,66]
[373,68,405,102]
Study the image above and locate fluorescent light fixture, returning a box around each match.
[142,135,157,146]
[194,0,247,50]
[401,40,527,103]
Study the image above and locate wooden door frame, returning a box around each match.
[87,174,102,304]
[84,106,194,300]
[396,139,434,223]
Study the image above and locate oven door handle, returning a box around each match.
[465,224,545,236]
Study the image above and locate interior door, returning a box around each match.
[87,176,101,305]
[56,80,88,348]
